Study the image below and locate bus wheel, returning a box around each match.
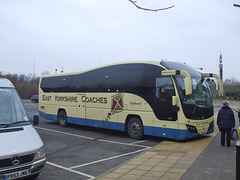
[58,110,68,127]
[127,117,143,140]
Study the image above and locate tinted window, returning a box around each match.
[40,64,162,93]
[40,63,172,120]
[154,77,177,121]
[160,61,200,77]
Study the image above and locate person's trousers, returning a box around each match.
[220,128,231,146]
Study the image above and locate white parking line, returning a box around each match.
[36,126,151,148]
[99,139,151,148]
[129,139,148,144]
[37,127,154,178]
[35,126,94,140]
[70,147,150,169]
[47,161,95,180]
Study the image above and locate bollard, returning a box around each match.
[236,141,240,180]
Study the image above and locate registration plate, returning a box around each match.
[200,130,207,135]
[4,169,30,180]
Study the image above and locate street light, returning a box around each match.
[33,59,36,93]
[234,4,240,7]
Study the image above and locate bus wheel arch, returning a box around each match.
[57,109,68,127]
[126,115,144,140]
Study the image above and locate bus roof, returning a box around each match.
[40,60,201,78]
[0,78,15,88]
[40,61,168,78]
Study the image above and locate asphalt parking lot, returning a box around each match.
[23,101,162,180]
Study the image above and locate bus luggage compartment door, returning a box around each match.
[76,94,86,125]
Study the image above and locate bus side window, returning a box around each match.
[160,87,167,101]
[156,87,167,101]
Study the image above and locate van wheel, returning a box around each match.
[58,110,68,127]
[127,117,143,140]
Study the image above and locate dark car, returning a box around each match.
[31,95,39,103]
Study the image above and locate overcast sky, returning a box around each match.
[0,0,239,81]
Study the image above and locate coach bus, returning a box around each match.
[38,61,223,140]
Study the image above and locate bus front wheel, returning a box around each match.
[127,117,143,140]
[58,110,68,127]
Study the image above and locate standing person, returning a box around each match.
[217,101,235,147]
[233,107,240,124]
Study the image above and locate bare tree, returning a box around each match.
[129,0,174,12]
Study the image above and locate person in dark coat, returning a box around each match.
[217,101,235,146]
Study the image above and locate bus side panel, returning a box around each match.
[85,108,125,131]
[39,105,57,121]
[152,126,178,139]
[39,104,81,126]
[151,126,198,140]
[143,126,153,136]
[132,112,153,136]
[64,106,79,124]
[101,109,125,131]
[74,117,86,126]
[121,94,154,135]
[151,119,186,140]
[85,108,103,128]
[39,110,56,121]
[101,120,125,131]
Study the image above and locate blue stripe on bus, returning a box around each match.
[39,111,212,140]
[39,111,125,131]
[39,111,57,121]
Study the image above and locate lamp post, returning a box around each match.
[218,52,223,98]
[234,4,240,7]
[33,59,36,94]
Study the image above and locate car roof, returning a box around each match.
[0,78,15,88]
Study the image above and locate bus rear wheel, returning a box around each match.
[58,110,68,127]
[127,117,143,140]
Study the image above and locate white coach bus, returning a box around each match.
[38,61,223,140]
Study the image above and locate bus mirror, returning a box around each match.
[162,70,192,96]
[201,73,224,94]
[172,96,178,106]
[161,70,176,76]
[180,70,192,96]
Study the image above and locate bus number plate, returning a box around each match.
[200,130,207,135]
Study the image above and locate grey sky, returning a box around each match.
[0,0,239,81]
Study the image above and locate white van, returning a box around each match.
[0,78,46,179]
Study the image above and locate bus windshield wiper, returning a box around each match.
[4,121,31,128]
[191,104,198,114]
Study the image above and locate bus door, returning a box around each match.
[77,94,86,125]
[152,77,179,138]
[154,77,177,121]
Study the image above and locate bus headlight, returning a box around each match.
[35,147,45,160]
[186,125,198,133]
